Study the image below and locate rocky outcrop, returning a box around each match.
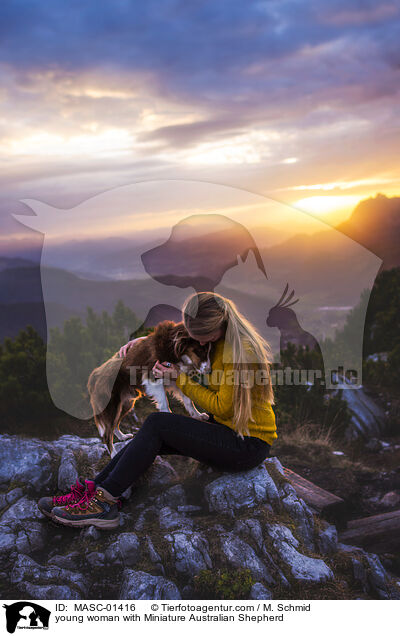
[329,381,387,441]
[119,569,181,600]
[0,433,399,600]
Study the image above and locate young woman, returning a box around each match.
[39,292,277,528]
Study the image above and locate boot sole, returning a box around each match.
[50,513,120,529]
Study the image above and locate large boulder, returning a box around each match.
[219,532,275,585]
[265,524,333,583]
[204,464,279,516]
[0,437,53,492]
[119,569,181,599]
[164,530,212,577]
[11,554,88,599]
[158,506,194,531]
[104,533,141,567]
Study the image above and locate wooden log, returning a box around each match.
[339,509,400,552]
[282,467,345,522]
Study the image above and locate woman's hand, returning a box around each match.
[152,360,180,381]
[118,336,145,358]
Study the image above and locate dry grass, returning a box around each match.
[273,414,374,473]
[277,418,335,448]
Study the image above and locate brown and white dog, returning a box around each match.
[87,320,212,456]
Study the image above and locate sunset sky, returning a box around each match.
[1,0,400,249]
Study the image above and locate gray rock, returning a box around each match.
[365,553,389,599]
[105,533,140,567]
[15,522,45,555]
[265,524,333,583]
[0,488,24,511]
[1,497,43,526]
[51,435,106,468]
[155,485,187,508]
[52,435,101,450]
[119,569,181,599]
[280,492,315,550]
[0,525,16,563]
[17,581,82,600]
[81,526,101,541]
[10,488,25,502]
[204,465,279,516]
[48,553,80,570]
[337,542,366,555]
[145,536,162,564]
[250,582,273,599]
[164,530,212,577]
[11,554,88,596]
[118,511,132,527]
[219,532,275,585]
[145,457,178,488]
[379,491,400,507]
[3,432,393,601]
[58,449,78,491]
[278,541,333,583]
[233,519,264,550]
[339,385,387,440]
[158,506,194,531]
[80,444,106,466]
[0,437,53,492]
[265,523,299,548]
[352,558,368,591]
[210,524,227,533]
[134,506,157,531]
[86,552,106,567]
[276,481,298,499]
[177,505,202,513]
[317,524,338,555]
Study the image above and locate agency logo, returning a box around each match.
[3,602,50,633]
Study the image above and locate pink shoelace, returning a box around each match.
[66,482,122,511]
[52,481,84,506]
[68,485,97,510]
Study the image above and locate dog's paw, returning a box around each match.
[198,412,210,421]
[114,430,134,441]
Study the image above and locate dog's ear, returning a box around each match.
[172,324,191,359]
[174,334,192,359]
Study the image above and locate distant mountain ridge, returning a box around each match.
[0,256,37,271]
[0,193,398,341]
[336,193,400,268]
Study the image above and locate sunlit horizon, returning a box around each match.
[1,1,399,252]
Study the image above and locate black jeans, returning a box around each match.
[94,411,271,497]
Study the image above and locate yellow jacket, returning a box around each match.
[175,338,277,445]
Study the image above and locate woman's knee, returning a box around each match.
[142,411,166,430]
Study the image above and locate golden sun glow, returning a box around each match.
[294,195,360,216]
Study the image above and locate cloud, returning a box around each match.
[0,1,399,97]
[0,0,400,229]
[137,117,248,149]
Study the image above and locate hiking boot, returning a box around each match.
[38,476,89,519]
[51,481,120,529]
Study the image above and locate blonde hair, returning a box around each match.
[182,292,274,438]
